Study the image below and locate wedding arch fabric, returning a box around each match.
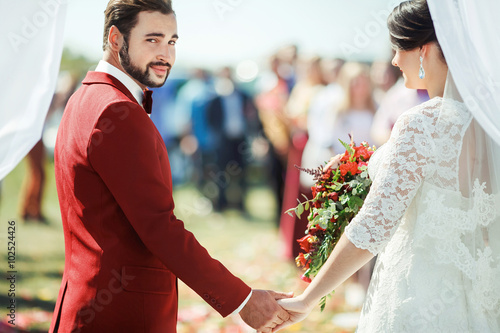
[0,2,67,181]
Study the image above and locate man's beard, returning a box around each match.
[119,38,171,88]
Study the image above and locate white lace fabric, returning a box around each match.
[345,97,500,332]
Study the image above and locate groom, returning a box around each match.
[49,0,290,332]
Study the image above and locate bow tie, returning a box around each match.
[142,89,153,114]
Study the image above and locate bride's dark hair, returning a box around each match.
[388,0,445,61]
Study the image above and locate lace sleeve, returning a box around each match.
[345,111,435,255]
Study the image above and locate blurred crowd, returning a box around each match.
[3,44,430,260]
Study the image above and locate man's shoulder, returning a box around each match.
[68,72,138,115]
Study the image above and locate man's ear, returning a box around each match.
[108,25,124,52]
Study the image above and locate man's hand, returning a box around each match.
[239,289,292,333]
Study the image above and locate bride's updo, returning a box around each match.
[388,0,445,61]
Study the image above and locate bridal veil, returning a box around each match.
[428,0,500,323]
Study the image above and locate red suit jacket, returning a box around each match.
[50,72,251,332]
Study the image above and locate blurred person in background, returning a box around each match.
[276,44,299,93]
[330,62,376,155]
[150,74,190,185]
[279,56,325,260]
[329,61,377,290]
[255,53,292,221]
[370,74,429,147]
[21,72,77,223]
[173,68,216,187]
[206,67,260,212]
[20,140,47,223]
[370,60,401,105]
[299,58,345,188]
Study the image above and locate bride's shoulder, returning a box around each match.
[394,97,442,129]
[405,97,442,118]
[396,96,471,134]
[404,97,469,119]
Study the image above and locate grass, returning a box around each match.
[0,158,361,332]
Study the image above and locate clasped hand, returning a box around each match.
[239,289,293,333]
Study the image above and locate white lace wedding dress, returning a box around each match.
[345,97,500,332]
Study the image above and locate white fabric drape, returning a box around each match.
[0,1,67,181]
[428,0,500,146]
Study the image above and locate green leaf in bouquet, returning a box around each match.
[284,207,295,217]
[340,194,350,205]
[348,196,364,210]
[296,202,304,218]
[343,207,353,213]
[327,200,337,213]
[339,138,354,155]
[305,201,310,211]
[319,292,334,312]
[319,296,327,312]
[349,179,360,187]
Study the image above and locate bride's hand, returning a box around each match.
[272,295,313,332]
[323,154,343,173]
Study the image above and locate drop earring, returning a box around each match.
[419,56,425,79]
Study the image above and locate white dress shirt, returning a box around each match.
[95,60,144,107]
[95,59,252,314]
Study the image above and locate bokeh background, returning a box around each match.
[0,0,425,332]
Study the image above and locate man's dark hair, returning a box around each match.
[103,0,174,51]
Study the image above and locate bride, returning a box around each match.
[274,0,500,332]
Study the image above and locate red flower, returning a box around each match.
[297,253,307,266]
[311,224,326,233]
[321,171,331,181]
[340,152,351,162]
[327,192,338,201]
[301,274,312,283]
[339,161,358,176]
[354,146,370,160]
[297,235,311,253]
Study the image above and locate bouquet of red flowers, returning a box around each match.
[286,139,376,310]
